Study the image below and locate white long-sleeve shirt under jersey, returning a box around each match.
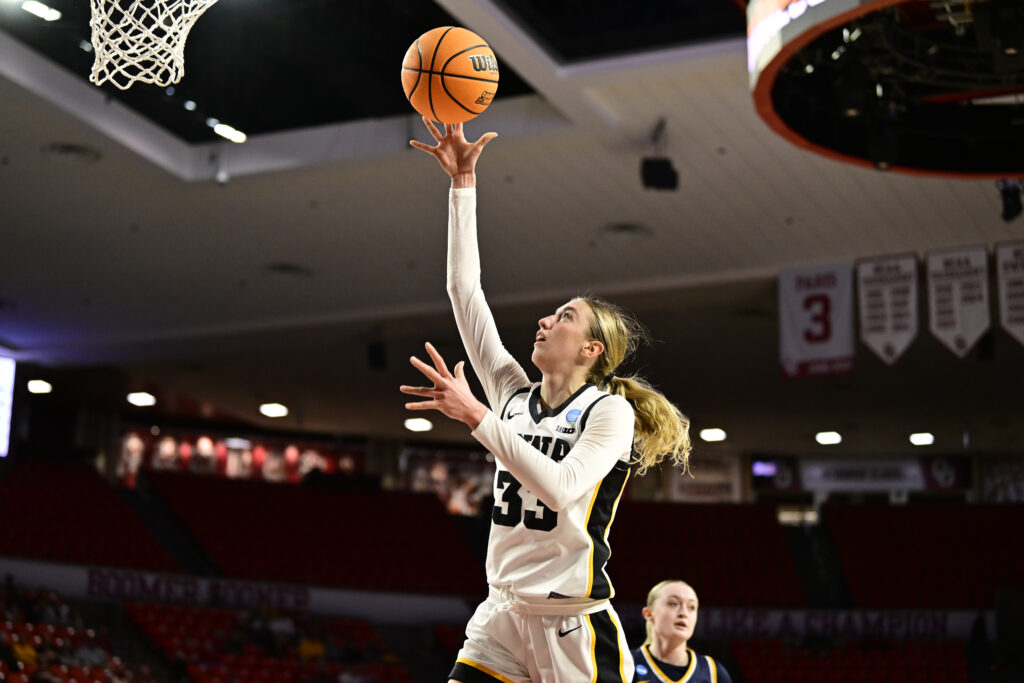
[447,187,635,601]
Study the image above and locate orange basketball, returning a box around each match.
[402,26,499,124]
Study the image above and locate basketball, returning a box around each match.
[402,26,500,124]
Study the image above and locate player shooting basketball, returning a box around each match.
[401,117,692,683]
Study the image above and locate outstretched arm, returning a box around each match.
[410,117,528,409]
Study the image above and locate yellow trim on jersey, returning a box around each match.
[641,644,697,683]
[584,613,599,682]
[584,464,631,597]
[455,657,519,683]
[600,466,630,598]
[584,484,603,595]
[609,608,629,681]
[706,655,718,683]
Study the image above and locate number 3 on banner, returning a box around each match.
[803,294,832,342]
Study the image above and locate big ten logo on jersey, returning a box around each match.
[468,54,498,73]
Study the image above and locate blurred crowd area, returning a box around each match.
[116,431,363,487]
[0,574,154,683]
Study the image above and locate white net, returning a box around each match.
[89,0,220,90]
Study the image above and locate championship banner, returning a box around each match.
[778,262,854,377]
[926,247,990,358]
[856,255,918,365]
[996,241,1024,347]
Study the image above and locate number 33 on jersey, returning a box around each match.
[486,383,631,601]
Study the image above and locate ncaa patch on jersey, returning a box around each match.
[566,409,582,423]
[636,664,648,675]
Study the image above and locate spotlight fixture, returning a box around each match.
[909,432,935,446]
[998,179,1022,222]
[127,391,156,407]
[699,428,727,442]
[815,431,842,445]
[27,379,52,394]
[404,418,433,433]
[640,117,678,190]
[259,402,289,418]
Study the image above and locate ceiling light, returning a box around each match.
[127,392,156,407]
[78,40,92,53]
[27,379,52,394]
[815,431,842,445]
[699,428,727,442]
[259,402,288,418]
[21,1,61,21]
[213,123,246,143]
[804,64,814,74]
[184,100,196,111]
[205,117,219,128]
[404,418,433,433]
[909,432,935,446]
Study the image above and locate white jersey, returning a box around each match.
[447,187,635,602]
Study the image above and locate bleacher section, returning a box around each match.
[0,461,178,573]
[125,600,413,683]
[823,504,1024,609]
[146,472,486,594]
[610,502,808,607]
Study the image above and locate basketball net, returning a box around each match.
[88,0,220,89]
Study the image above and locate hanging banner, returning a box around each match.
[778,262,854,377]
[664,452,742,503]
[856,255,918,365]
[996,241,1024,347]
[926,247,990,358]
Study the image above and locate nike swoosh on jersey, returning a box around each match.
[557,626,582,637]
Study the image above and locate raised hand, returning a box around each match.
[409,117,497,182]
[400,342,488,430]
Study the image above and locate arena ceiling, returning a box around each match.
[0,0,1022,460]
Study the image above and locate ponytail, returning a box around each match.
[603,374,690,476]
[582,296,691,476]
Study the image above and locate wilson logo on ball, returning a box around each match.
[468,55,499,73]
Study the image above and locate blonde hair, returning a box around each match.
[581,296,691,476]
[643,579,696,645]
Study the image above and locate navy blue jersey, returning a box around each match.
[631,645,732,683]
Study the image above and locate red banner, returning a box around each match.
[778,262,855,377]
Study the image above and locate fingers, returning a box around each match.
[454,360,466,380]
[474,131,498,149]
[409,139,434,153]
[423,341,451,378]
[409,355,442,384]
[423,116,443,141]
[404,400,438,411]
[399,385,436,397]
